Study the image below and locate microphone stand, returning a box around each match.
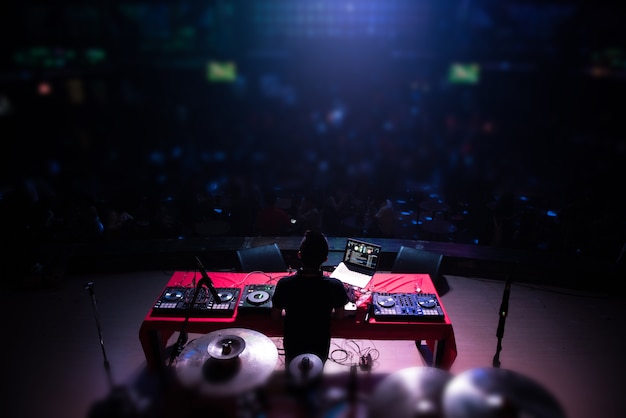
[195,256,222,303]
[85,281,114,389]
[168,258,222,367]
[85,281,140,418]
[493,274,512,368]
[168,271,205,367]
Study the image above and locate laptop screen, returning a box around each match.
[343,238,382,272]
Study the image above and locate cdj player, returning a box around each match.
[238,283,276,314]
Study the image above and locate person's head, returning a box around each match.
[298,230,329,268]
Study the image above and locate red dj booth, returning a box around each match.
[139,271,457,372]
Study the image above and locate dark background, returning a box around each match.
[1,1,624,278]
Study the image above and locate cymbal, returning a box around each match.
[288,353,324,386]
[368,366,453,418]
[175,328,278,398]
[442,367,566,418]
[206,334,245,360]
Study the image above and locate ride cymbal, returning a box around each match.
[367,366,453,418]
[175,328,278,398]
[442,367,566,418]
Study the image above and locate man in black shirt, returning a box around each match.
[271,230,349,369]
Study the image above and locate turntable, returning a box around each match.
[238,283,276,314]
[163,288,185,303]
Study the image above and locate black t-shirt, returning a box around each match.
[272,270,349,364]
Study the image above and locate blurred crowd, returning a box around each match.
[2,4,625,286]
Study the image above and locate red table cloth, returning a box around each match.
[139,271,457,371]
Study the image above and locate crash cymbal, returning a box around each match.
[288,353,324,386]
[442,367,566,418]
[175,328,278,398]
[368,366,453,418]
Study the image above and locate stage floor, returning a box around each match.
[4,270,624,418]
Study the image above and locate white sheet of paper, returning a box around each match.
[330,262,373,289]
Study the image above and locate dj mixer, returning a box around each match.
[152,286,240,317]
[371,292,445,322]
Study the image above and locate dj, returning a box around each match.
[271,230,350,371]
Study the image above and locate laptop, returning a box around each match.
[330,238,382,289]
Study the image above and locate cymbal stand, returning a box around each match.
[493,274,512,368]
[320,364,368,418]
